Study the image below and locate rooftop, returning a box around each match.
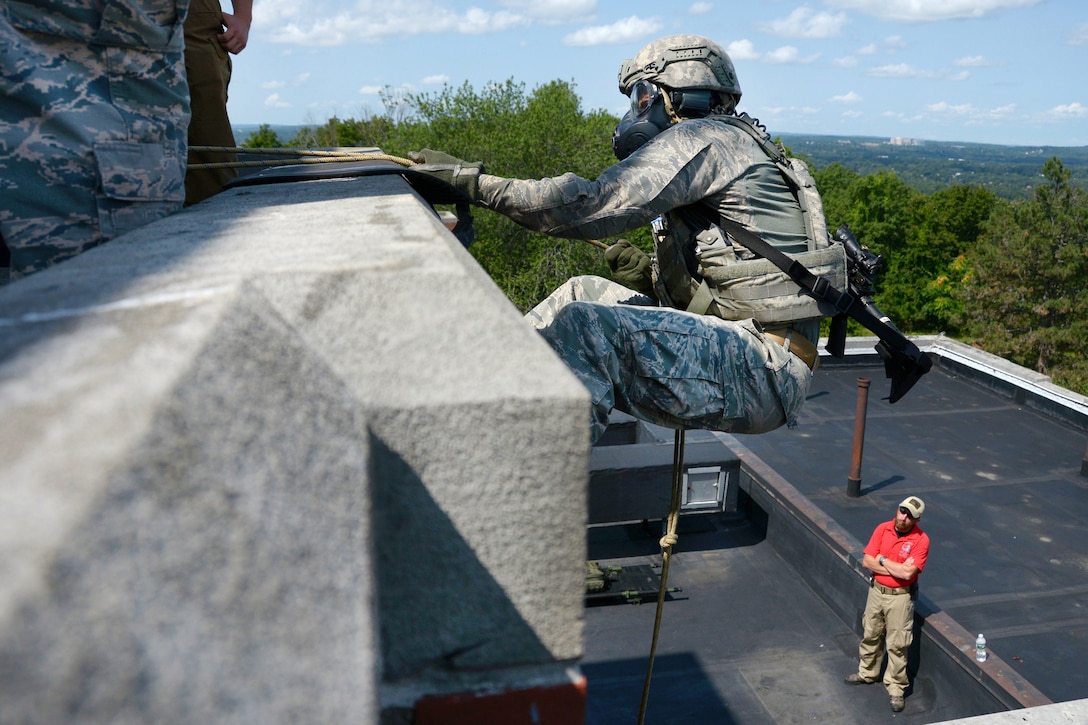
[581,336,1088,723]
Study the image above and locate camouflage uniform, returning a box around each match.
[0,0,189,283]
[480,116,817,443]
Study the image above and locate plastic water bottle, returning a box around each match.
[975,634,987,662]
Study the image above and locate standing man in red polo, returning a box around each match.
[845,496,930,713]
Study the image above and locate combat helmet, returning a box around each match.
[612,34,742,159]
[618,34,741,100]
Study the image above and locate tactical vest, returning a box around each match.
[653,114,849,326]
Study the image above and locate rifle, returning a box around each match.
[714,218,931,403]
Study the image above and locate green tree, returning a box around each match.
[842,171,918,261]
[286,116,394,148]
[812,162,861,232]
[883,184,997,332]
[241,124,282,148]
[956,157,1088,393]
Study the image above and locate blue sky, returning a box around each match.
[228,0,1088,147]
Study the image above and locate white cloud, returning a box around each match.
[261,80,286,90]
[1050,102,1088,118]
[869,63,933,78]
[833,56,858,68]
[458,7,529,34]
[923,101,1020,125]
[358,85,383,95]
[264,92,291,108]
[832,91,863,104]
[563,16,661,46]
[759,7,848,39]
[264,3,531,45]
[726,39,759,61]
[1069,24,1088,46]
[825,0,1043,23]
[856,43,878,56]
[954,55,989,67]
[422,74,449,85]
[927,101,977,115]
[689,2,713,15]
[497,0,596,24]
[883,35,907,53]
[764,45,818,64]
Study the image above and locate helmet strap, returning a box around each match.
[660,90,684,124]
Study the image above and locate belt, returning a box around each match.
[871,580,915,596]
[764,327,820,371]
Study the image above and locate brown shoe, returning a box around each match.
[844,673,874,685]
[890,696,905,712]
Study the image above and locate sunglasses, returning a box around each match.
[899,506,918,519]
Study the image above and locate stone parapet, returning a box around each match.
[0,174,590,722]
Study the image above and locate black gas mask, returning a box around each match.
[612,81,673,160]
[612,80,714,160]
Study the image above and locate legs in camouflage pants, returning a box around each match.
[525,275,812,443]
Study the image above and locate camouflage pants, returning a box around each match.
[526,275,812,443]
[0,9,187,282]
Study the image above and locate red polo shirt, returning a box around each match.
[864,520,930,588]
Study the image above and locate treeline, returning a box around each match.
[244,80,1088,395]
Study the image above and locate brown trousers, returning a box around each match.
[183,3,238,205]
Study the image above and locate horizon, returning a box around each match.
[228,1,1088,148]
[231,122,1088,151]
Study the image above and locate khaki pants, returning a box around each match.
[857,585,915,697]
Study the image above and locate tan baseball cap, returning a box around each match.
[899,496,925,519]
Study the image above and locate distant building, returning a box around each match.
[888,137,921,146]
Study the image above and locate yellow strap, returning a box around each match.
[186,146,416,170]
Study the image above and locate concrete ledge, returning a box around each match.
[933,697,1088,724]
[0,174,590,721]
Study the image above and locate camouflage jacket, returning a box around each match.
[478,115,830,331]
[481,115,811,241]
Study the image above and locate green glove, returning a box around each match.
[605,239,655,297]
[408,148,484,201]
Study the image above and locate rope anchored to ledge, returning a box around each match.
[186,146,416,170]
